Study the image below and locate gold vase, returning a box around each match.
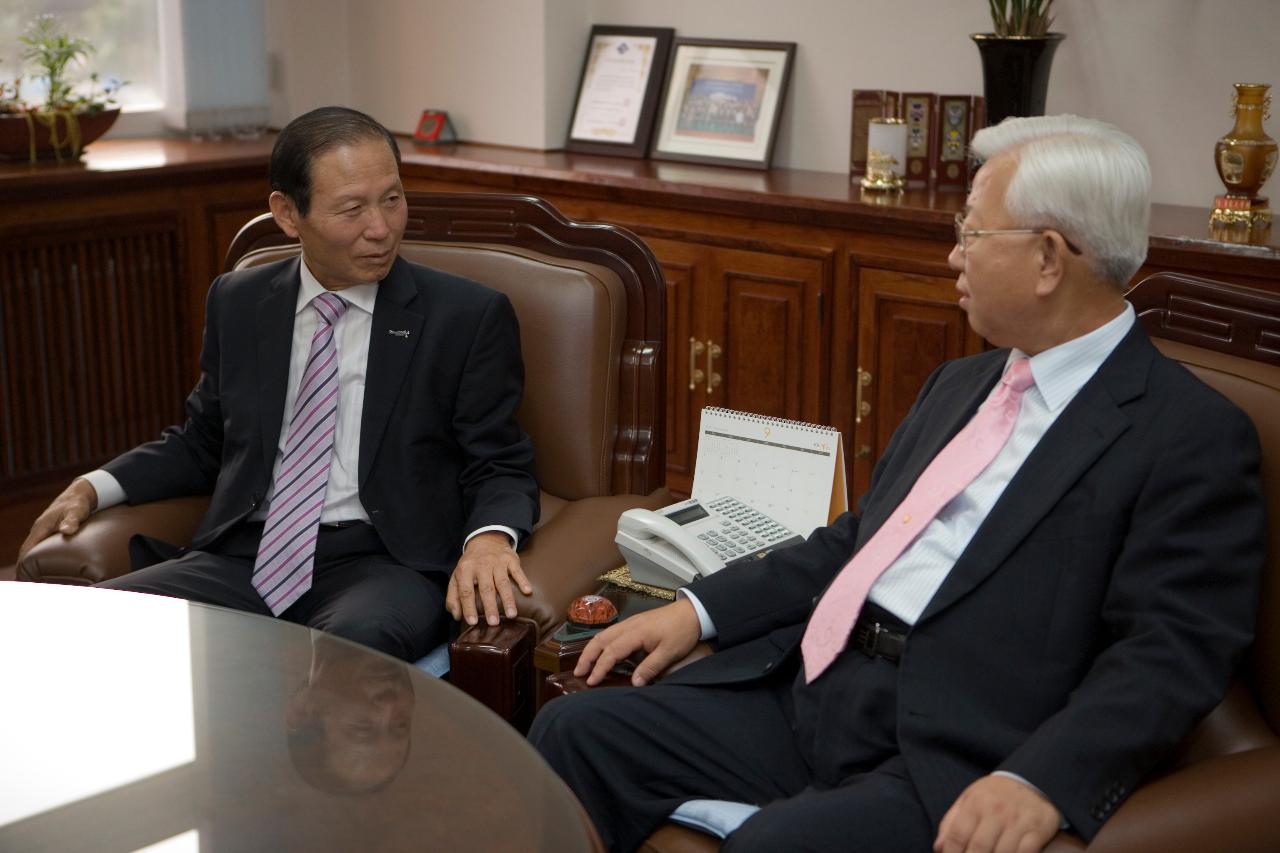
[1211,83,1276,231]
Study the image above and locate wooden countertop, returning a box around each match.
[5,135,1276,277]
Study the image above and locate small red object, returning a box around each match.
[567,594,618,627]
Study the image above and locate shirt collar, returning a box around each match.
[1009,302,1136,412]
[296,258,380,316]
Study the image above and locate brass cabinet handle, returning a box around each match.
[706,340,722,394]
[855,444,872,459]
[688,337,705,391]
[854,367,872,424]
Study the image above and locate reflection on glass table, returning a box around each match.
[0,584,599,853]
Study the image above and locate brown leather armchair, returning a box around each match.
[18,192,670,732]
[550,272,1280,853]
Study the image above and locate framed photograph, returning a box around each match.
[565,25,674,158]
[650,38,796,170]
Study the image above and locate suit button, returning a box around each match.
[763,662,774,673]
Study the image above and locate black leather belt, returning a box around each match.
[319,520,363,531]
[851,606,908,663]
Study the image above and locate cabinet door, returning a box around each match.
[648,239,710,496]
[852,266,983,496]
[647,239,829,495]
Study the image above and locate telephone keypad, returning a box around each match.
[703,497,794,556]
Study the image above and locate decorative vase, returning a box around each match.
[1211,83,1276,233]
[0,107,121,163]
[970,33,1065,128]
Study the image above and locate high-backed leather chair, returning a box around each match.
[18,192,670,732]
[550,272,1280,853]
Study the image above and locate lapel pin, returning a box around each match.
[388,329,411,338]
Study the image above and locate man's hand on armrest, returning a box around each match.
[574,598,702,687]
[933,774,1061,853]
[446,531,532,627]
[18,477,99,561]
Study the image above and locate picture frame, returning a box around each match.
[650,38,796,170]
[565,25,674,158]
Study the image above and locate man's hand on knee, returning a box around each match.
[19,477,98,561]
[574,598,701,687]
[934,774,1060,853]
[446,531,531,627]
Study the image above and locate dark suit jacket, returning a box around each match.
[674,322,1264,840]
[104,255,539,576]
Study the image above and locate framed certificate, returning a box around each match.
[565,25,674,158]
[650,38,796,170]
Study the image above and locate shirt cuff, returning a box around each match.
[676,587,717,641]
[991,771,1069,830]
[463,524,519,550]
[80,470,126,512]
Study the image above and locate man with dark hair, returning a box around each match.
[20,106,539,661]
[531,116,1265,852]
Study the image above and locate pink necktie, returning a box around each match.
[252,291,349,615]
[801,358,1035,683]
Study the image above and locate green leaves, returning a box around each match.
[17,14,99,110]
[987,0,1057,37]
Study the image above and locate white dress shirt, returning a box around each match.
[83,258,516,550]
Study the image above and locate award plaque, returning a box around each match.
[565,25,674,158]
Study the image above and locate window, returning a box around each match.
[0,0,164,111]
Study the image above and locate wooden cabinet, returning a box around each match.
[0,138,273,559]
[397,143,1280,503]
[647,238,829,493]
[850,263,984,496]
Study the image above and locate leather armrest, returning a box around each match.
[1072,745,1280,853]
[515,488,671,638]
[17,496,210,585]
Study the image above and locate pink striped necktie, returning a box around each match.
[252,291,350,615]
[800,357,1036,683]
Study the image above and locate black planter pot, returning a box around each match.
[971,33,1065,128]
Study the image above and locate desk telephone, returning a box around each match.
[616,496,805,589]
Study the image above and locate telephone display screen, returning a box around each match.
[666,503,710,526]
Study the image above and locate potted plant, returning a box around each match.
[0,14,126,163]
[971,0,1064,128]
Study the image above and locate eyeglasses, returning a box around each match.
[954,212,1083,255]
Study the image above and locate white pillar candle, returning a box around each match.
[864,118,908,189]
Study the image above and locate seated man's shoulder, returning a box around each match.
[403,259,501,301]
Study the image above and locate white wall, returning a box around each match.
[265,0,351,128]
[265,0,1280,207]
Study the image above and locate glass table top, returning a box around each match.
[0,583,595,853]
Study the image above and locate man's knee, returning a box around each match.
[530,689,629,764]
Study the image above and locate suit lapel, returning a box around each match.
[256,259,302,476]
[359,258,425,485]
[859,356,1006,547]
[918,325,1154,623]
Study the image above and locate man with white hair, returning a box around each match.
[531,115,1265,853]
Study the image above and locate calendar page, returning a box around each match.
[691,408,847,538]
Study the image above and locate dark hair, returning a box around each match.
[270,106,401,217]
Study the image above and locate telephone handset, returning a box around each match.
[615,496,804,590]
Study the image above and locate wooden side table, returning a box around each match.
[532,582,671,708]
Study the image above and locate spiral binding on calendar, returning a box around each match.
[701,407,838,435]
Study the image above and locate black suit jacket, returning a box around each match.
[104,256,539,576]
[675,322,1264,840]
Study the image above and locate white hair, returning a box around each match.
[970,115,1151,287]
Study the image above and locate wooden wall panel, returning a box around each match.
[0,219,186,497]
